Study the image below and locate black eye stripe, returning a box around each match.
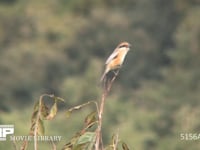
[119,44,128,48]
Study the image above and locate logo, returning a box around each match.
[0,125,62,142]
[0,125,14,141]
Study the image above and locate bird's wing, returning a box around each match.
[105,49,118,64]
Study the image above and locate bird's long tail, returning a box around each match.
[100,69,108,82]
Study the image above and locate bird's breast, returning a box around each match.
[118,50,128,63]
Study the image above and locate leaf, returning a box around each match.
[41,100,49,118]
[122,142,130,150]
[73,144,86,150]
[45,102,57,120]
[84,111,97,128]
[54,96,65,103]
[30,118,45,136]
[84,132,96,150]
[30,101,40,135]
[76,132,95,145]
[65,101,97,118]
[72,132,96,150]
[62,134,81,150]
[62,142,73,150]
[65,110,72,118]
[40,94,64,120]
[37,118,45,135]
[31,101,40,123]
[112,133,118,145]
[33,101,40,112]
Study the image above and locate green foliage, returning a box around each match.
[19,94,64,150]
[9,94,130,150]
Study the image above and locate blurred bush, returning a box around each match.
[0,0,200,149]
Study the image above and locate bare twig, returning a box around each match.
[33,94,53,150]
[12,140,18,150]
[95,71,119,150]
[33,95,43,150]
[106,70,119,93]
[20,140,28,150]
[113,129,119,150]
[50,140,56,150]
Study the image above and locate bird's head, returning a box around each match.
[117,42,131,51]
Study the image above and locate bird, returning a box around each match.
[100,41,131,82]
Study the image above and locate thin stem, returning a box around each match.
[12,140,18,150]
[34,94,50,150]
[106,70,119,92]
[34,96,43,150]
[50,140,56,150]
[20,140,28,150]
[113,129,119,150]
[95,71,119,150]
[95,90,107,150]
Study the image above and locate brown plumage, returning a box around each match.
[100,42,131,82]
